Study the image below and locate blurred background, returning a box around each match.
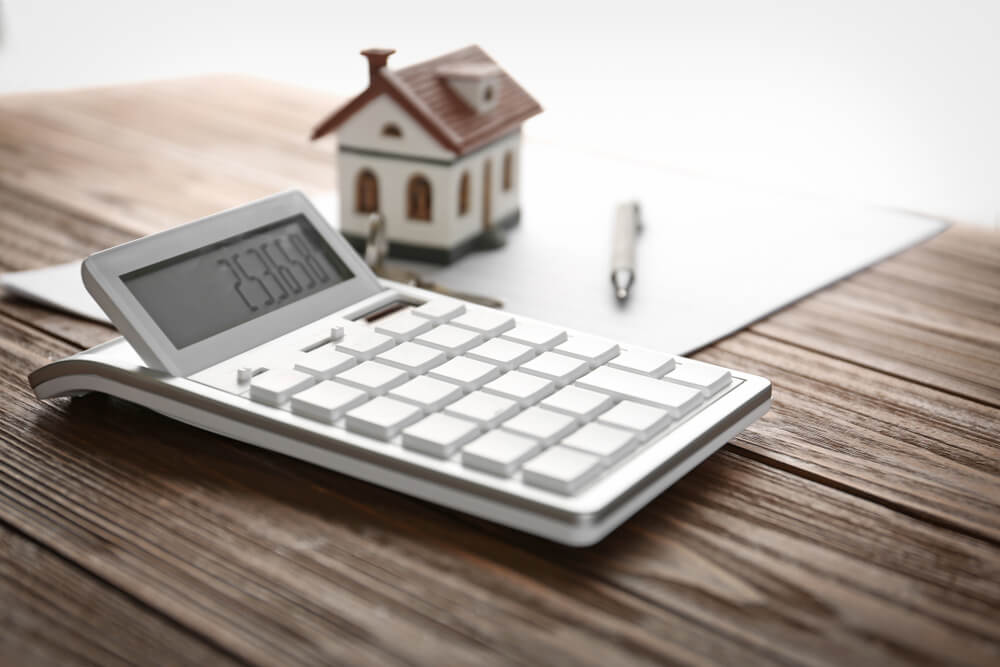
[1,0,997,227]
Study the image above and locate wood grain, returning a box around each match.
[1,77,998,666]
[0,522,240,667]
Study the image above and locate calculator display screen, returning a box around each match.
[121,215,353,349]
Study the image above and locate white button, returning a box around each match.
[598,400,671,441]
[414,324,483,356]
[554,336,619,367]
[481,370,554,407]
[540,385,613,422]
[411,299,465,323]
[294,346,357,378]
[501,322,567,350]
[444,391,518,428]
[451,308,515,336]
[522,446,602,495]
[290,381,367,423]
[465,338,535,371]
[389,375,463,412]
[376,342,446,375]
[576,366,702,417]
[501,406,577,445]
[249,368,315,406]
[462,430,542,477]
[402,413,480,458]
[562,422,637,465]
[336,329,394,360]
[428,357,500,391]
[345,396,422,440]
[519,351,590,386]
[334,361,409,396]
[664,362,732,396]
[329,325,344,341]
[607,349,675,377]
[236,366,255,383]
[374,311,433,341]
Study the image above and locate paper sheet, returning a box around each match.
[1,140,945,353]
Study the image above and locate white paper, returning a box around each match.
[1,141,944,353]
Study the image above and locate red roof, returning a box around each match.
[311,46,542,155]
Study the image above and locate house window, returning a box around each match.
[458,171,470,215]
[381,123,402,138]
[407,175,432,221]
[502,151,513,191]
[355,169,378,213]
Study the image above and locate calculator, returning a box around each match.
[30,191,771,546]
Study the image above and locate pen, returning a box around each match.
[611,201,641,301]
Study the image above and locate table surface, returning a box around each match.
[0,77,998,667]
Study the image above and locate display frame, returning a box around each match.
[82,191,383,377]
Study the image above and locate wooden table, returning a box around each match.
[1,77,998,666]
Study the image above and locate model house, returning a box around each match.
[311,46,543,263]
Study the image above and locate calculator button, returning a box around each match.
[450,308,515,336]
[290,381,367,423]
[294,346,357,379]
[607,350,675,377]
[374,311,433,341]
[598,400,671,442]
[663,362,732,396]
[554,336,619,367]
[388,375,463,412]
[481,370,554,407]
[376,342,446,375]
[249,368,315,406]
[465,338,535,371]
[428,357,500,392]
[501,322,567,350]
[561,422,637,465]
[345,396,423,440]
[462,431,542,477]
[540,385,613,422]
[444,391,518,428]
[334,361,409,396]
[576,366,702,417]
[411,299,465,323]
[501,406,577,446]
[519,352,589,387]
[402,413,480,458]
[414,324,483,356]
[336,329,394,360]
[522,447,602,495]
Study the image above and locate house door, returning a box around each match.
[482,159,492,231]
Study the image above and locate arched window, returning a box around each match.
[483,86,494,102]
[355,169,378,213]
[381,123,402,138]
[407,175,432,221]
[458,171,470,215]
[502,151,513,191]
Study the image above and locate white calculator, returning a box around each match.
[30,191,771,546]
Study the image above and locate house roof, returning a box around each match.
[311,45,542,155]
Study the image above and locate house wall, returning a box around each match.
[336,94,456,162]
[338,127,523,252]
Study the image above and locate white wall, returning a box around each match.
[1,0,998,227]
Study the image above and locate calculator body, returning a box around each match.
[31,192,771,546]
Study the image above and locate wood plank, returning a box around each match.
[0,522,241,666]
[752,225,1000,407]
[695,331,1000,542]
[3,311,1000,665]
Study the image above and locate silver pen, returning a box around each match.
[611,201,642,301]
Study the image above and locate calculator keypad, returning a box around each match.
[233,300,735,496]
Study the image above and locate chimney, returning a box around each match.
[361,48,396,84]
